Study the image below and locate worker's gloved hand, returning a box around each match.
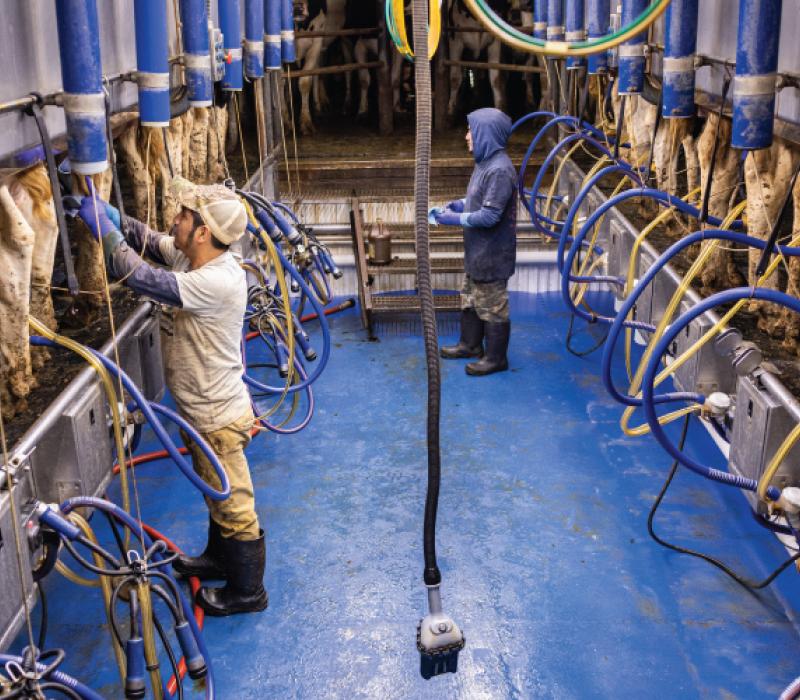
[435,211,470,227]
[78,191,124,258]
[427,206,444,225]
[445,198,466,214]
[103,201,121,229]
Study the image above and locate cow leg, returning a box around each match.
[340,39,355,113]
[487,41,505,113]
[355,39,371,121]
[447,37,465,123]
[391,49,405,112]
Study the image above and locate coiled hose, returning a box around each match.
[412,0,441,589]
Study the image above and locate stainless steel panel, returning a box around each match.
[30,383,114,505]
[134,312,165,402]
[0,470,37,652]
[729,375,800,512]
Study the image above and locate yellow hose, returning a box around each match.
[760,423,800,503]
[619,201,747,437]
[56,512,126,684]
[138,579,163,700]
[392,0,441,59]
[28,317,131,535]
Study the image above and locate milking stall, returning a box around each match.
[5,0,800,698]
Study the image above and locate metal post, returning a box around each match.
[377,0,394,135]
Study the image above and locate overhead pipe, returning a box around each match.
[546,0,564,42]
[617,0,646,94]
[281,0,296,63]
[179,0,213,106]
[564,0,585,70]
[533,0,547,41]
[219,0,244,90]
[731,0,782,150]
[244,0,265,78]
[133,0,170,127]
[586,0,610,75]
[264,0,282,70]
[54,0,108,174]
[662,0,698,118]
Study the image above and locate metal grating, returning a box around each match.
[372,293,461,313]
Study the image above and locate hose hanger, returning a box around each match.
[387,0,441,60]
[461,0,669,57]
[25,97,79,297]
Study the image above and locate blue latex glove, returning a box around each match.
[78,184,124,258]
[104,202,121,229]
[446,198,466,214]
[428,206,444,225]
[435,211,470,227]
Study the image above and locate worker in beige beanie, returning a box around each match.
[78,178,267,617]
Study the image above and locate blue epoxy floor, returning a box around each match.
[15,291,800,698]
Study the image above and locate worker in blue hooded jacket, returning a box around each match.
[429,107,517,376]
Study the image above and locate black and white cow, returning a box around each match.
[446,0,508,121]
[292,0,347,134]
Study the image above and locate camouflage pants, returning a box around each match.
[179,409,260,541]
[460,275,509,323]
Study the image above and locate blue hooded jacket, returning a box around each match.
[462,108,517,282]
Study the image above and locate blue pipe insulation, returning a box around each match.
[732,0,782,150]
[244,221,332,393]
[546,0,564,41]
[564,0,585,70]
[219,0,244,90]
[662,0,698,118]
[600,229,800,407]
[133,0,171,127]
[264,0,282,70]
[244,0,265,78]
[586,0,610,74]
[179,0,213,106]
[617,0,647,95]
[54,0,108,175]
[281,0,296,62]
[533,0,548,40]
[59,497,216,700]
[0,654,104,700]
[28,336,231,502]
[640,288,800,500]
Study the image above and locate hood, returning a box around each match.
[467,108,512,164]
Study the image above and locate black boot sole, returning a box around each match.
[440,348,483,359]
[465,360,509,376]
[196,588,269,617]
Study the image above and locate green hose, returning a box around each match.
[463,0,670,57]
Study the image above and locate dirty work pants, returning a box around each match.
[460,275,510,323]
[180,410,260,541]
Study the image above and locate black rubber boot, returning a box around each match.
[173,518,227,580]
[196,530,268,617]
[440,308,484,359]
[466,322,510,376]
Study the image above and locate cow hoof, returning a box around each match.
[300,122,315,136]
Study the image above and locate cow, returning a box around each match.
[292,0,348,134]
[446,0,508,122]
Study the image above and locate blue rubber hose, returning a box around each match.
[250,358,315,434]
[557,163,642,273]
[601,229,800,406]
[0,654,104,700]
[244,222,332,393]
[561,188,744,325]
[60,497,215,700]
[640,287,800,499]
[29,336,231,502]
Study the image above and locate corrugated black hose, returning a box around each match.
[412,0,441,588]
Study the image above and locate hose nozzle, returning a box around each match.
[416,585,465,679]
